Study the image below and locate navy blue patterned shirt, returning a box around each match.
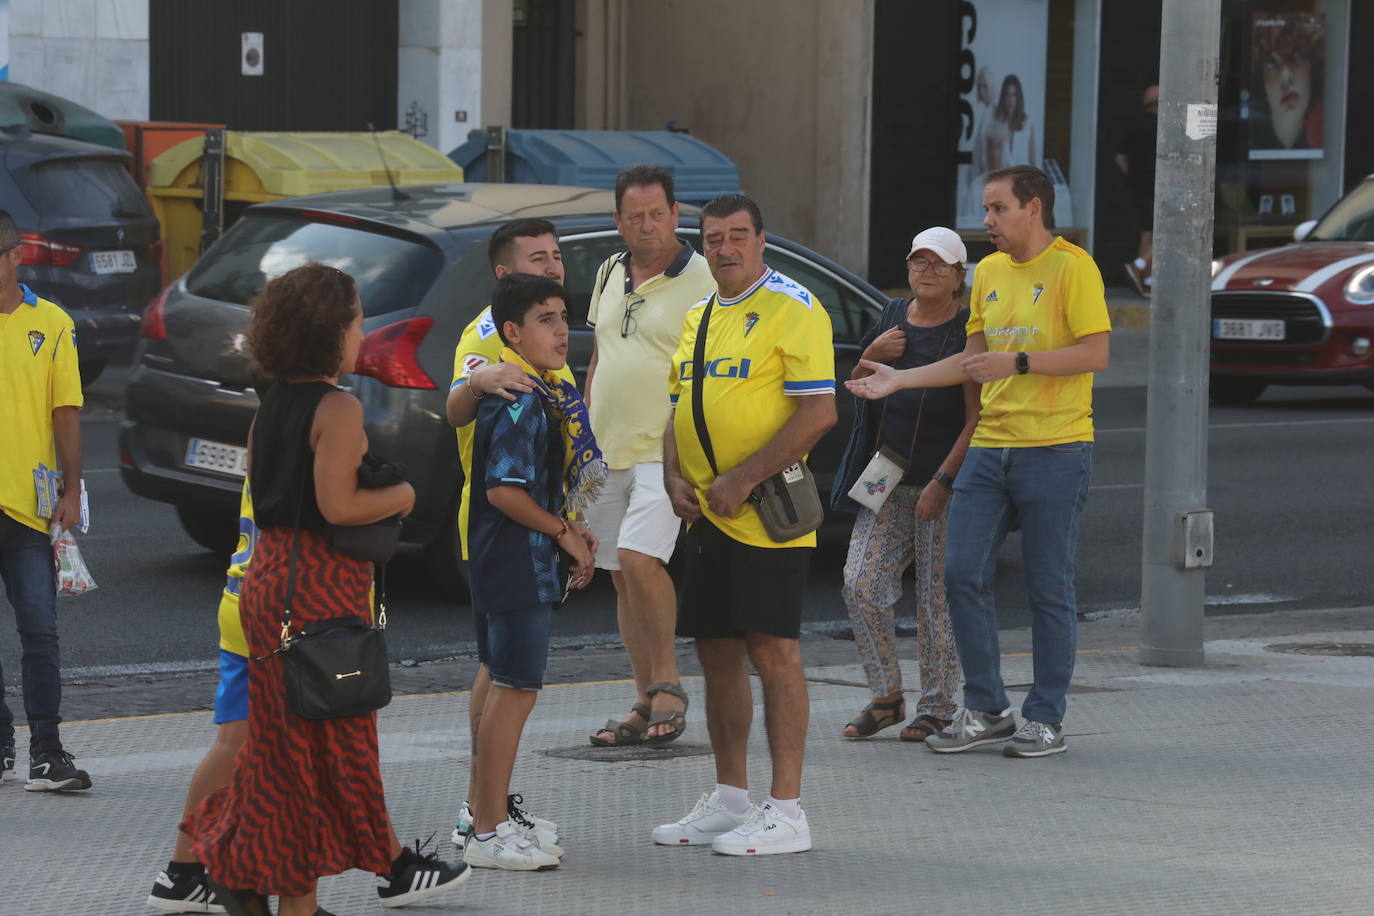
[468,389,565,613]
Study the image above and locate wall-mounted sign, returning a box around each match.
[242,32,264,77]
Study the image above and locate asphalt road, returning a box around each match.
[3,355,1373,694]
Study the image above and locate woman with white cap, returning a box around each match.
[830,227,981,741]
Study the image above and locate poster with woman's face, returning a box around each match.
[1249,12,1324,161]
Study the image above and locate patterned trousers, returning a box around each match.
[841,484,961,718]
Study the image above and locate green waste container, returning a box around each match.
[0,81,126,151]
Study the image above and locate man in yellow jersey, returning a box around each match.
[0,209,91,793]
[584,166,715,748]
[443,218,570,849]
[654,194,836,856]
[847,165,1111,759]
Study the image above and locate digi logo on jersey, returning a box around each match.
[679,357,753,381]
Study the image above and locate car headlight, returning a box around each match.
[1211,259,1223,280]
[1346,264,1374,305]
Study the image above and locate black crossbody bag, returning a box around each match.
[691,295,825,542]
[256,482,392,721]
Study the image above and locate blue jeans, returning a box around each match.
[0,512,62,751]
[944,444,1093,725]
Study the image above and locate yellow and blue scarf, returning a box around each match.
[500,347,608,516]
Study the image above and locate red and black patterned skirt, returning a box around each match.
[184,527,391,896]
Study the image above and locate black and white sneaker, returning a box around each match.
[146,869,225,913]
[1,742,14,785]
[26,748,92,791]
[376,837,471,908]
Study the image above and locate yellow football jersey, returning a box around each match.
[967,237,1111,447]
[669,269,835,549]
[217,483,254,657]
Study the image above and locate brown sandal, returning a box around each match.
[843,697,906,739]
[644,682,689,745]
[590,701,651,746]
[900,714,952,742]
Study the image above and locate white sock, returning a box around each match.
[716,783,752,815]
[1144,275,1154,287]
[1133,257,1147,270]
[765,795,802,820]
[474,831,496,842]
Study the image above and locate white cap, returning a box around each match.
[906,226,967,265]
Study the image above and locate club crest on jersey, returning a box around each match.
[744,311,760,336]
[28,330,45,355]
[985,290,999,303]
[477,310,498,340]
[1031,282,1046,305]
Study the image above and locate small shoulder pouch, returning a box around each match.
[691,296,824,543]
[845,321,956,513]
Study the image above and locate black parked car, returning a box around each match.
[119,184,884,595]
[2,131,162,383]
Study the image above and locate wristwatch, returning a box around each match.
[1015,352,1030,375]
[932,471,955,491]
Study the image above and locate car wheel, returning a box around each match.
[175,503,239,555]
[423,514,470,601]
[1209,379,1266,405]
[79,360,106,387]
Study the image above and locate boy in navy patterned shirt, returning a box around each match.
[464,274,598,871]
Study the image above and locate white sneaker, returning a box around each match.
[462,819,560,871]
[652,791,758,846]
[710,803,812,856]
[452,797,559,849]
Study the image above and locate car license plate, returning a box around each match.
[185,438,248,477]
[1212,318,1285,341]
[89,249,137,274]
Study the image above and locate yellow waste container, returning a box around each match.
[147,131,464,281]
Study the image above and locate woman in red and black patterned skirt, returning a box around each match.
[185,265,463,916]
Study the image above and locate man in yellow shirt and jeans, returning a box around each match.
[0,209,91,792]
[584,165,715,747]
[847,166,1111,758]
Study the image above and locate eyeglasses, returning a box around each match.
[621,296,644,338]
[906,257,960,277]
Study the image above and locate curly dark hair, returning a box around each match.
[249,264,358,381]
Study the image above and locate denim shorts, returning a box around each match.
[213,649,249,724]
[474,603,554,690]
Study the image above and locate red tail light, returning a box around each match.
[141,285,170,340]
[20,231,81,267]
[149,239,164,263]
[353,317,436,389]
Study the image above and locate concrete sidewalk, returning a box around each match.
[6,606,1373,915]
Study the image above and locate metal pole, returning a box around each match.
[1139,0,1221,667]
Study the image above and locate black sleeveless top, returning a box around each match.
[249,381,337,532]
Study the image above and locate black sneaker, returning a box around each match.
[146,869,225,913]
[25,748,93,792]
[1,742,14,785]
[376,836,471,908]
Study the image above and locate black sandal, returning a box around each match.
[842,697,906,739]
[644,682,689,745]
[590,701,651,746]
[900,714,952,743]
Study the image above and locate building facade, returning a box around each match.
[3,0,1366,289]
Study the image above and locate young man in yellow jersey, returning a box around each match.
[584,166,715,749]
[444,219,570,849]
[847,166,1110,758]
[655,194,836,855]
[0,210,91,792]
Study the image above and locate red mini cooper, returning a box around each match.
[1209,177,1374,403]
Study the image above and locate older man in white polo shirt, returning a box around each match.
[584,165,716,747]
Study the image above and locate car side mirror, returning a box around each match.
[1293,219,1317,242]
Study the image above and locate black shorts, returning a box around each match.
[677,517,811,640]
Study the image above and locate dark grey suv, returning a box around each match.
[119,184,884,595]
[2,131,162,383]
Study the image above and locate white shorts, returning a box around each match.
[582,462,681,570]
